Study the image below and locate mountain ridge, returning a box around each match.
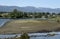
[0,5,60,13]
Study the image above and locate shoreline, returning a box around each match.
[0,28,60,34]
[0,31,60,35]
[0,19,12,28]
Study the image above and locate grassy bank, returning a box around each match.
[0,19,60,34]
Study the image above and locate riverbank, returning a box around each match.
[0,19,60,34]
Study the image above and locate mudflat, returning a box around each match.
[0,20,60,34]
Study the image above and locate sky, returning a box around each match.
[0,0,60,8]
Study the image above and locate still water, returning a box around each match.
[0,19,10,27]
[0,32,60,39]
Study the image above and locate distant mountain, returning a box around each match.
[0,5,60,13]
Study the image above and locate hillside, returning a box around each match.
[0,5,60,13]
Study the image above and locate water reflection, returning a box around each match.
[0,32,59,39]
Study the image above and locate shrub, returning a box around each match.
[20,33,30,39]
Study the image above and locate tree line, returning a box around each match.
[0,9,60,19]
